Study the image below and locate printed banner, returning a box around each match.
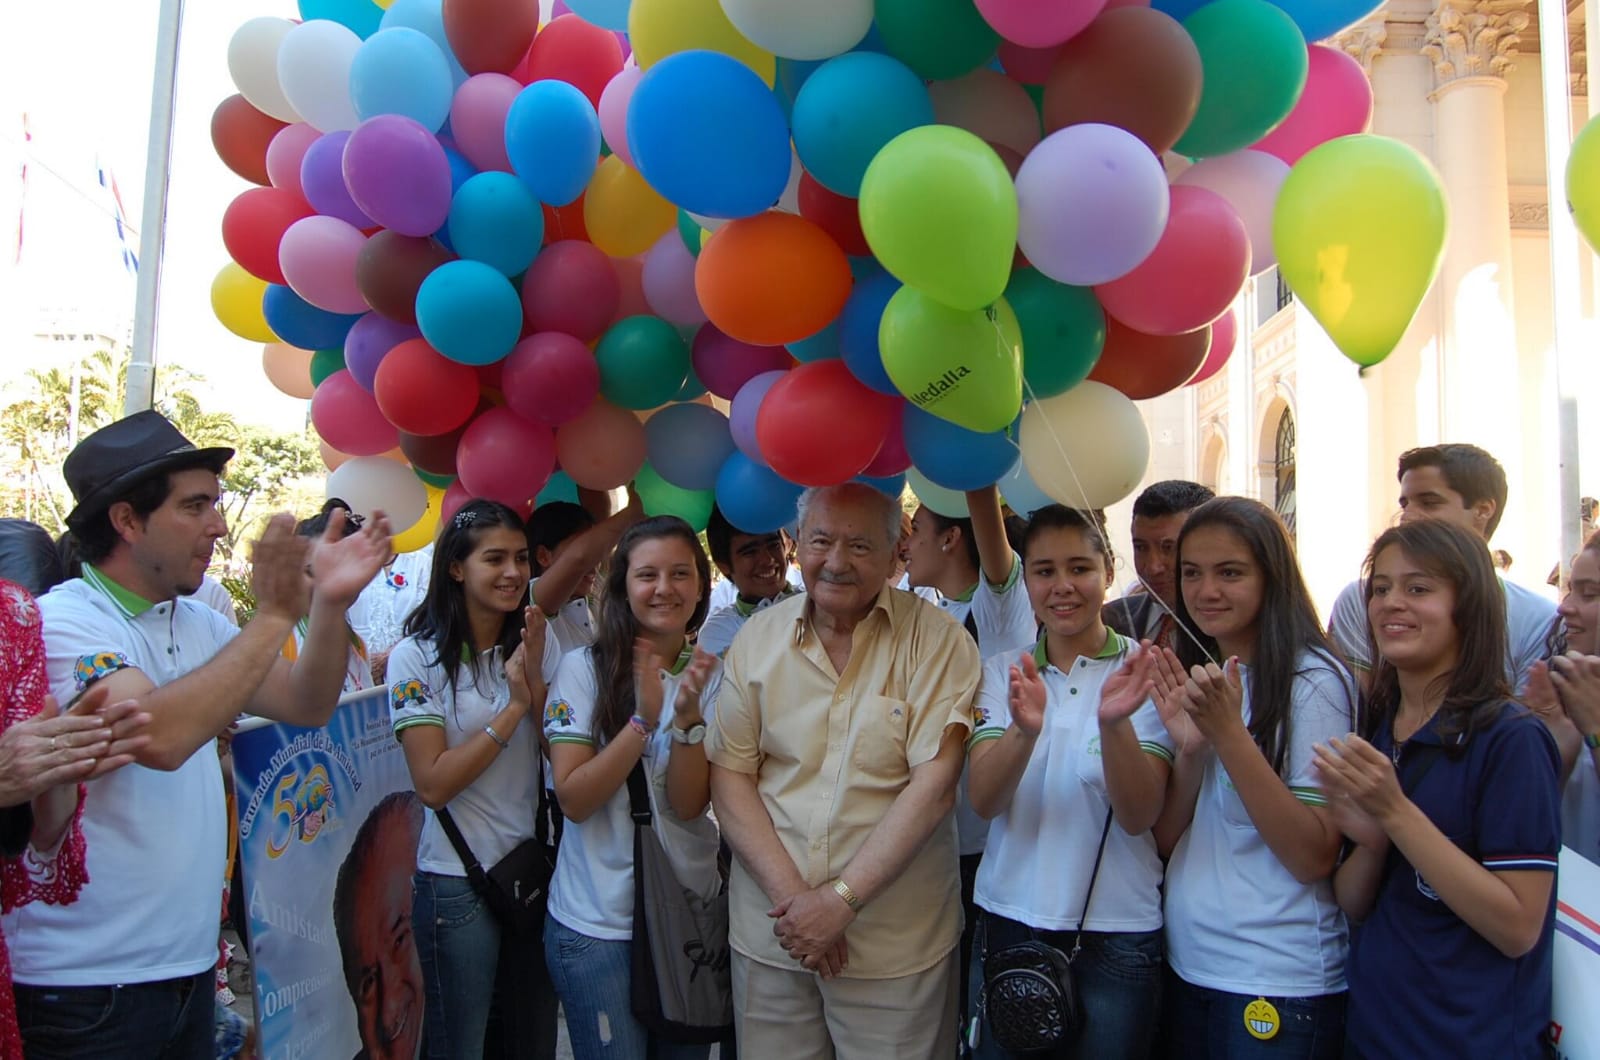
[232,690,422,1060]
[1553,846,1600,1059]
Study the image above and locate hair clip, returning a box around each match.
[453,508,480,530]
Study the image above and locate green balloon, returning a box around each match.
[1175,0,1308,159]
[635,462,714,532]
[874,0,999,80]
[413,466,456,489]
[860,126,1019,313]
[595,316,691,410]
[309,347,346,388]
[535,470,579,506]
[879,287,1022,433]
[676,367,708,401]
[676,209,703,257]
[1005,268,1107,399]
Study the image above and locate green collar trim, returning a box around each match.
[82,564,155,619]
[668,642,693,675]
[948,581,978,604]
[734,584,797,618]
[1033,629,1127,671]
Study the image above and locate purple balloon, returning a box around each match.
[301,131,374,228]
[729,369,788,468]
[344,313,423,391]
[342,115,453,237]
[692,325,792,400]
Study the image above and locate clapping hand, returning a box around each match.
[673,647,718,728]
[1180,657,1245,743]
[1099,641,1156,725]
[633,639,667,729]
[1149,647,1204,756]
[1312,735,1405,824]
[310,508,393,606]
[1008,653,1048,737]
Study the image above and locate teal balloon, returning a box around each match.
[874,0,999,80]
[635,462,715,531]
[787,322,840,362]
[676,209,704,257]
[536,470,579,506]
[1005,268,1106,399]
[300,0,383,38]
[595,316,691,410]
[1175,0,1309,159]
[792,53,934,197]
[414,466,457,489]
[310,347,346,388]
[447,172,544,277]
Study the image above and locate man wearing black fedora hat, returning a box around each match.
[4,410,392,1060]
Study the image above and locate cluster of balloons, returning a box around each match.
[212,0,1448,539]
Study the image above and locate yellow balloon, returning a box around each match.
[584,155,677,258]
[1568,113,1600,255]
[212,263,277,343]
[391,482,444,553]
[1272,135,1447,369]
[629,0,776,85]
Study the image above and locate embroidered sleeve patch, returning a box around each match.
[73,652,130,691]
[544,698,574,728]
[390,677,431,711]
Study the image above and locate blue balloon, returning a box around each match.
[903,406,1019,491]
[447,172,544,276]
[628,50,792,220]
[262,285,362,350]
[787,322,840,363]
[646,403,736,492]
[998,459,1053,518]
[567,0,631,32]
[857,473,907,499]
[792,52,934,197]
[1150,0,1212,20]
[350,27,453,129]
[839,269,901,395]
[536,470,580,506]
[1268,0,1382,42]
[415,260,523,365]
[775,58,823,121]
[380,0,468,85]
[441,144,477,194]
[300,0,383,37]
[715,451,805,534]
[506,81,602,208]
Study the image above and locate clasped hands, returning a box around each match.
[769,882,856,980]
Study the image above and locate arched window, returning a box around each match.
[1273,408,1296,536]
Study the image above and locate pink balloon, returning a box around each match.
[641,231,706,325]
[1253,45,1374,165]
[521,240,620,341]
[1174,150,1290,273]
[502,332,601,425]
[266,123,321,196]
[598,66,643,169]
[449,73,521,173]
[555,397,647,489]
[692,325,792,400]
[456,406,556,507]
[927,68,1041,156]
[611,255,650,325]
[1187,307,1236,386]
[1094,185,1250,336]
[278,215,370,314]
[976,0,1110,48]
[861,402,912,476]
[441,480,473,524]
[729,369,787,467]
[312,370,398,456]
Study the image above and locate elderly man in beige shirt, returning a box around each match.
[708,482,979,1058]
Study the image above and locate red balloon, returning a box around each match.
[1187,307,1236,386]
[441,480,474,524]
[211,95,286,186]
[456,406,557,506]
[756,361,898,486]
[1095,186,1249,337]
[443,0,540,75]
[311,370,399,456]
[861,402,912,476]
[222,187,313,285]
[519,15,623,106]
[502,332,601,425]
[357,232,455,324]
[374,339,481,435]
[521,240,619,341]
[1088,317,1211,400]
[543,195,589,244]
[797,173,871,258]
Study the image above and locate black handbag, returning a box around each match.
[981,806,1115,1056]
[436,755,561,937]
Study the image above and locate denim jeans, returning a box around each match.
[543,913,710,1060]
[1160,968,1346,1060]
[413,871,558,1060]
[968,912,1163,1060]
[14,970,213,1060]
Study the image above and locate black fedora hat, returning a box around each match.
[63,411,235,528]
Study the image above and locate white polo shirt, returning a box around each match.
[388,631,560,876]
[532,575,596,657]
[349,545,433,657]
[697,585,801,658]
[970,635,1174,931]
[1164,651,1356,997]
[4,565,237,986]
[542,646,722,941]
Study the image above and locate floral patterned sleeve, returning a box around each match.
[0,582,88,911]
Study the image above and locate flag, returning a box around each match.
[95,155,138,274]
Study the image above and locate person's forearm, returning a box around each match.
[710,766,808,903]
[553,728,648,822]
[839,733,962,905]
[534,499,641,615]
[1153,747,1206,857]
[1099,717,1166,834]
[28,784,79,853]
[665,740,710,819]
[1214,727,1340,883]
[276,598,363,726]
[963,487,1013,586]
[405,708,529,810]
[1538,710,1583,786]
[967,729,1036,818]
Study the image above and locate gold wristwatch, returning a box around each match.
[832,877,863,912]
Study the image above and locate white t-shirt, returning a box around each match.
[387,631,560,876]
[1565,760,1600,865]
[4,567,237,986]
[1328,573,1554,695]
[532,575,596,657]
[542,646,722,941]
[350,546,433,657]
[697,586,802,658]
[1164,651,1356,997]
[970,636,1174,931]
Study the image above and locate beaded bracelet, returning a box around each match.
[628,714,651,738]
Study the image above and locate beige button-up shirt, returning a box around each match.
[708,586,980,979]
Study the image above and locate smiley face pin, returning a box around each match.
[1244,998,1280,1041]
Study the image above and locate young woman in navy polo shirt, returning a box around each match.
[1315,519,1561,1059]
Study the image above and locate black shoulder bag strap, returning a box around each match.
[436,805,494,897]
[1066,805,1117,962]
[626,760,652,828]
[1376,742,1444,884]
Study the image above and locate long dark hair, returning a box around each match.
[1174,497,1352,777]
[403,500,529,695]
[1362,520,1509,755]
[589,516,711,744]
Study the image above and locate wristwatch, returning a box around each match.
[669,722,707,745]
[832,877,863,912]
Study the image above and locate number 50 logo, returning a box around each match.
[266,764,337,860]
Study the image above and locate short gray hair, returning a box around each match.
[795,483,903,552]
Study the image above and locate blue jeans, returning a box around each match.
[413,871,558,1060]
[1160,968,1346,1060]
[543,914,710,1060]
[969,913,1163,1060]
[14,970,213,1059]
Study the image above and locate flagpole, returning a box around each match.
[124,0,185,417]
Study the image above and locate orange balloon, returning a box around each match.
[320,439,354,471]
[693,212,852,346]
[555,397,647,489]
[262,342,314,399]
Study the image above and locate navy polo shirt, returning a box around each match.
[1346,702,1560,1060]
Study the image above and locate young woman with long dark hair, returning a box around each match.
[1316,519,1560,1059]
[1150,497,1355,1058]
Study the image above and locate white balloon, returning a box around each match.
[776,146,803,214]
[718,0,872,61]
[1019,383,1150,510]
[905,468,969,518]
[1175,150,1291,274]
[277,20,363,134]
[326,457,428,531]
[229,17,302,123]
